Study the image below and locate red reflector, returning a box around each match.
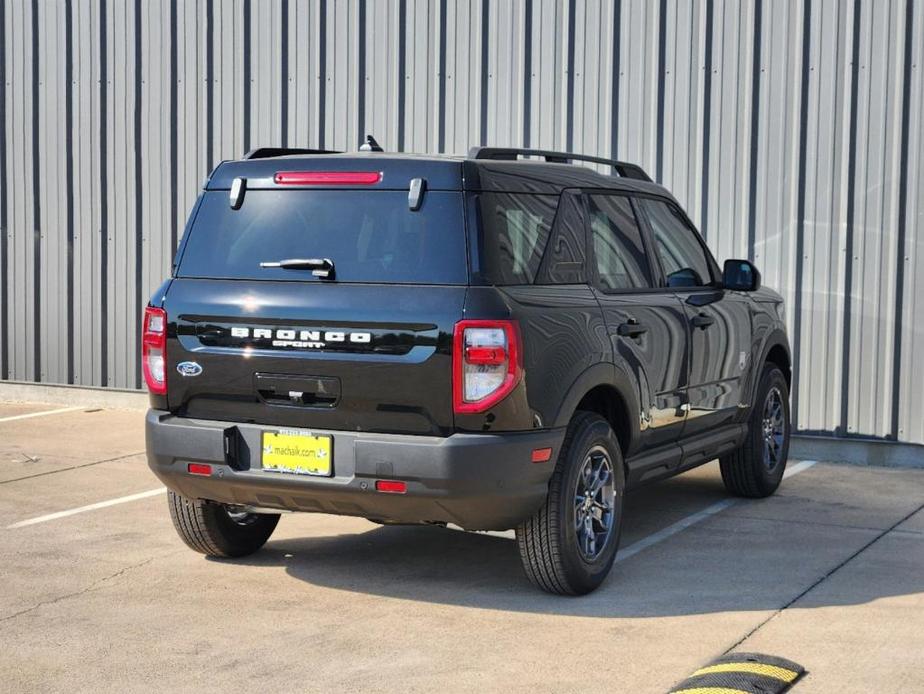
[274,171,382,186]
[531,447,553,463]
[465,345,507,365]
[187,463,212,476]
[375,480,407,494]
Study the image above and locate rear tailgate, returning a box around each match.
[163,280,463,435]
[162,178,468,436]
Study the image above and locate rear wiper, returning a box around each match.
[259,257,335,279]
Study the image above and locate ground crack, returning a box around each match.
[0,451,146,485]
[0,555,160,623]
[723,499,924,654]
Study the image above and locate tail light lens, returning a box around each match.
[142,306,167,394]
[453,320,522,414]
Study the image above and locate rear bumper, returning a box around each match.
[145,410,565,530]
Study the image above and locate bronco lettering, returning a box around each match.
[225,326,373,348]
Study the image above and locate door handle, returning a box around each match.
[616,320,648,338]
[691,313,715,329]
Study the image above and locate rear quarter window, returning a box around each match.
[176,190,468,285]
[471,193,558,285]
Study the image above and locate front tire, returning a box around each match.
[168,490,280,558]
[516,412,625,595]
[720,364,791,498]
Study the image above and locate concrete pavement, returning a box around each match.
[0,401,922,693]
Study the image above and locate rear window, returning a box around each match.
[471,193,558,285]
[177,190,468,284]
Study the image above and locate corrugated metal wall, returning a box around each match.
[1,0,922,446]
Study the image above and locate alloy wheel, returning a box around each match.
[761,386,786,471]
[574,445,616,560]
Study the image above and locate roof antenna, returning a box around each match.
[359,135,384,152]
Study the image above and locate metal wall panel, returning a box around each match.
[0,0,921,448]
[902,0,924,445]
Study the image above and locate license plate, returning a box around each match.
[261,429,332,476]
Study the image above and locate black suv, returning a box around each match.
[144,145,792,595]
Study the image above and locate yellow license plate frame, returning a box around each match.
[261,429,332,477]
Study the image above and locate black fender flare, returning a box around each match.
[550,361,641,454]
[750,327,792,402]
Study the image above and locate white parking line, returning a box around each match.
[781,459,818,480]
[6,488,166,529]
[0,406,84,423]
[448,461,820,557]
[618,460,817,561]
[616,498,737,563]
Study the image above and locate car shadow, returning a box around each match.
[222,469,924,618]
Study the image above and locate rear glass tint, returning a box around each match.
[588,194,653,290]
[472,193,558,285]
[177,190,468,284]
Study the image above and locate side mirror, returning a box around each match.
[723,259,761,291]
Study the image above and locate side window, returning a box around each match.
[638,198,713,288]
[587,194,653,291]
[536,191,586,285]
[475,193,557,285]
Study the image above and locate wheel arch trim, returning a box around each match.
[550,362,641,455]
[754,328,792,400]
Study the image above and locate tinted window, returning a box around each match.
[474,193,557,285]
[638,198,713,288]
[177,190,467,284]
[588,194,653,290]
[537,191,586,285]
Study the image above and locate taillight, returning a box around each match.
[273,171,382,185]
[142,306,167,395]
[453,320,522,414]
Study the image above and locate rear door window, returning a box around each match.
[587,194,653,291]
[471,193,558,285]
[176,190,468,284]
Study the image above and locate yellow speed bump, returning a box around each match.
[670,652,805,694]
[692,662,800,682]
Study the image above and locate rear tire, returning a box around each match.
[168,490,280,558]
[720,364,791,498]
[516,411,625,595]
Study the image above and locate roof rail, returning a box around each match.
[467,146,653,182]
[243,147,342,160]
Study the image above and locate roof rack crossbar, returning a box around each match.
[467,146,653,182]
[243,147,342,160]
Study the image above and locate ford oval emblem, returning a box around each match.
[176,361,203,377]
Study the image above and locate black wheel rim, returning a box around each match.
[574,445,616,561]
[761,386,786,472]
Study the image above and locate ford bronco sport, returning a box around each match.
[144,144,792,595]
